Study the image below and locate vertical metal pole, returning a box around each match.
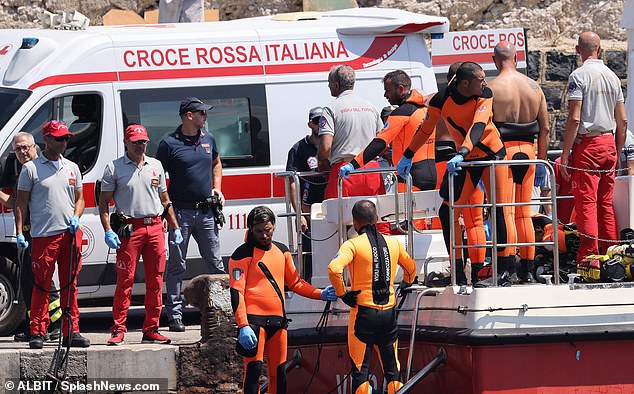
[448,171,456,286]
[293,173,303,278]
[489,162,498,287]
[284,176,295,253]
[406,173,414,257]
[547,161,560,285]
[338,175,345,247]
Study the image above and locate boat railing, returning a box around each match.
[276,166,438,278]
[404,285,445,380]
[448,159,560,285]
[276,170,329,279]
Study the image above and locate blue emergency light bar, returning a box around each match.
[20,38,39,49]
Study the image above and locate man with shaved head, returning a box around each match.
[561,32,627,261]
[489,41,550,283]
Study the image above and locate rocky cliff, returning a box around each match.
[0,0,627,49]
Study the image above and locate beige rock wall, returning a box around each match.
[0,1,626,49]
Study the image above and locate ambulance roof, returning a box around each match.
[0,7,448,90]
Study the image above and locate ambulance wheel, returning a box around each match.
[0,256,26,336]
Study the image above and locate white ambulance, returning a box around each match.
[0,8,448,334]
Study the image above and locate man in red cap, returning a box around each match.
[15,120,89,349]
[99,124,182,345]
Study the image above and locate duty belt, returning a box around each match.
[124,216,162,229]
[173,200,208,210]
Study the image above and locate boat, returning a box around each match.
[273,162,634,393]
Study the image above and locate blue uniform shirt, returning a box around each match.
[156,125,219,205]
[286,135,326,205]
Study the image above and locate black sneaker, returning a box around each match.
[168,318,185,332]
[29,334,45,349]
[62,332,91,348]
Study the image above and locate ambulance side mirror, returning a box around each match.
[0,154,19,188]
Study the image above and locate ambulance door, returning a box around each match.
[0,84,119,297]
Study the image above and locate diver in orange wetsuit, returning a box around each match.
[341,70,436,192]
[397,62,518,282]
[229,206,336,394]
[328,200,417,394]
[435,61,487,284]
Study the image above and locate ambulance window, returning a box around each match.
[120,85,270,167]
[0,88,31,131]
[18,94,103,174]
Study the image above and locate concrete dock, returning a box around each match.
[0,307,206,393]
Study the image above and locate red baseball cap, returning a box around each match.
[125,124,149,142]
[42,120,73,138]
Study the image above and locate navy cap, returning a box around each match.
[309,106,323,120]
[179,97,213,116]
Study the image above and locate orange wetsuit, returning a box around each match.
[435,139,487,282]
[350,89,436,191]
[405,85,517,271]
[497,120,540,269]
[328,225,416,394]
[229,236,321,394]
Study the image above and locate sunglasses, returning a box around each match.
[310,117,321,125]
[14,144,34,153]
[130,140,149,146]
[53,135,70,142]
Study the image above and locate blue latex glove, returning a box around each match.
[446,154,464,176]
[534,164,546,187]
[68,215,80,234]
[16,234,29,249]
[172,228,184,245]
[238,326,258,350]
[396,156,413,177]
[320,285,338,301]
[104,229,121,250]
[339,163,354,179]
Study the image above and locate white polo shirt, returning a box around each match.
[100,154,167,218]
[17,155,82,238]
[568,59,624,134]
[319,90,383,164]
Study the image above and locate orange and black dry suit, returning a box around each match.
[436,138,487,284]
[498,120,540,275]
[350,89,436,191]
[328,225,417,394]
[404,85,517,273]
[229,234,322,394]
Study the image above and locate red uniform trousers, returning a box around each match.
[572,133,618,260]
[30,230,83,336]
[324,161,386,200]
[111,217,166,334]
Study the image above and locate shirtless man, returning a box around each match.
[488,41,550,283]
